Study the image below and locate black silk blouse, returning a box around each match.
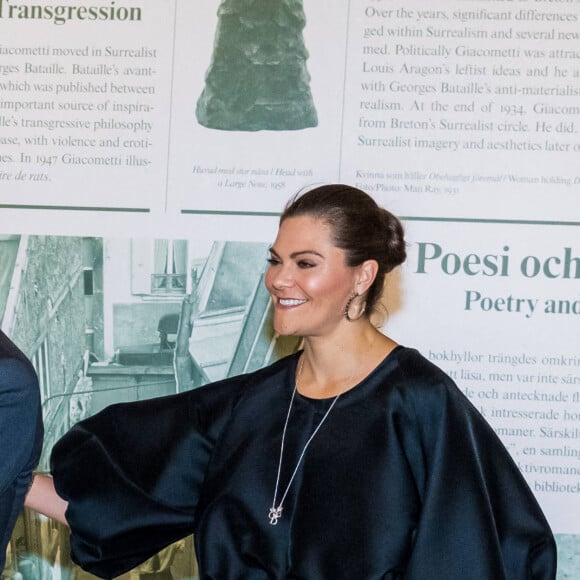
[51,346,556,579]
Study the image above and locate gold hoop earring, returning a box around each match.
[344,292,366,322]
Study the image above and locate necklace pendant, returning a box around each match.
[268,506,283,525]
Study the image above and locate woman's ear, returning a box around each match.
[355,259,379,295]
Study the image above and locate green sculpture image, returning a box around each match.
[196,0,318,131]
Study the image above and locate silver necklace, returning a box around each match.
[268,357,341,525]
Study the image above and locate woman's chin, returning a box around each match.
[273,321,300,337]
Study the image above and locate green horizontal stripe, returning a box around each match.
[182,210,578,227]
[181,209,280,217]
[400,216,579,227]
[0,204,149,213]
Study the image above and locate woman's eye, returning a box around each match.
[297,261,315,269]
[267,257,280,265]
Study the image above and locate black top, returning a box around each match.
[51,346,556,579]
[0,330,43,571]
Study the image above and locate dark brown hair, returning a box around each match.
[280,184,406,314]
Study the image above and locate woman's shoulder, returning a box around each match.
[381,345,470,413]
[388,345,454,389]
[387,346,481,423]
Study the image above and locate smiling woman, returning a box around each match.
[265,218,363,339]
[25,185,556,580]
[264,185,405,346]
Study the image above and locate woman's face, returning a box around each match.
[265,216,359,338]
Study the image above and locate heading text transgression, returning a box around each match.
[0,0,141,25]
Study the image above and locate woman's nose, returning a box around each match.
[267,264,294,290]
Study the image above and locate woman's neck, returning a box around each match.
[297,323,397,399]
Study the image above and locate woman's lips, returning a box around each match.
[277,298,307,307]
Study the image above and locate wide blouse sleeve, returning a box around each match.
[50,378,244,579]
[398,354,557,580]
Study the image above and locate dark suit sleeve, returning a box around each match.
[398,359,556,580]
[0,358,43,569]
